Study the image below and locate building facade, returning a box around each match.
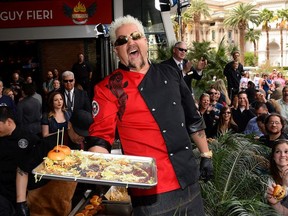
[181,0,288,66]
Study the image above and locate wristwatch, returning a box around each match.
[200,150,213,158]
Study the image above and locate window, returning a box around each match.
[212,30,215,41]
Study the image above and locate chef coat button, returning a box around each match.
[181,123,184,127]
[140,87,144,91]
[163,130,167,133]
[164,80,168,84]
[172,101,176,105]
[185,146,189,150]
[170,153,174,156]
[152,108,156,111]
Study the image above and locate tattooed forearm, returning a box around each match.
[195,130,206,138]
[17,167,27,176]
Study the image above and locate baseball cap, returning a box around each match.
[70,110,94,137]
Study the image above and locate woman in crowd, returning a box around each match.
[41,91,71,137]
[3,87,15,101]
[266,139,288,214]
[210,106,238,138]
[275,72,286,86]
[198,92,217,138]
[213,79,231,106]
[239,71,250,91]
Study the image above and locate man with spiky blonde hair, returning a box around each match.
[87,15,213,215]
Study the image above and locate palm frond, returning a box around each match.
[201,133,274,215]
[222,198,279,216]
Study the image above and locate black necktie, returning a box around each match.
[67,91,72,110]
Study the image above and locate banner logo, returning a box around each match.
[63,1,96,25]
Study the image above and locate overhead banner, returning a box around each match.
[0,0,113,28]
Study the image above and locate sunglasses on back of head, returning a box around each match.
[114,31,144,47]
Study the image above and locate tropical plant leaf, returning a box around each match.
[200,133,275,215]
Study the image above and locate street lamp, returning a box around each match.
[94,24,111,78]
[176,0,190,40]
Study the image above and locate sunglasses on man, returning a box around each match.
[114,31,144,47]
[63,79,74,83]
[176,47,188,52]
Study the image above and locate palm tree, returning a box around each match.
[187,40,211,61]
[258,9,274,62]
[182,0,210,42]
[181,9,193,42]
[187,38,228,97]
[200,133,279,215]
[276,9,288,67]
[223,3,259,64]
[244,28,261,66]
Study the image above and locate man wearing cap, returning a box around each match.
[26,109,94,216]
[0,106,39,216]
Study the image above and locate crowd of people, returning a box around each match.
[0,54,94,215]
[158,16,288,215]
[1,14,288,216]
[0,55,92,137]
[178,40,288,216]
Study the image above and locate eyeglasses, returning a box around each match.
[176,47,188,52]
[269,121,281,125]
[63,79,74,83]
[209,92,217,95]
[114,31,144,47]
[222,112,231,115]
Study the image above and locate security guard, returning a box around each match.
[0,106,40,216]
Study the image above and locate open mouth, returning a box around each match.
[127,45,139,57]
[129,49,138,56]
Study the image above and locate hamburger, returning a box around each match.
[53,145,71,156]
[273,184,286,200]
[48,149,66,161]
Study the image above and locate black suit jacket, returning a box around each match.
[161,58,203,92]
[61,88,91,113]
[223,61,244,93]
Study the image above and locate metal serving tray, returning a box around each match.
[32,150,157,189]
[68,190,132,216]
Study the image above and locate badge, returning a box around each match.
[92,100,99,117]
[18,138,28,149]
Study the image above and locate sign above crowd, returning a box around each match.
[0,0,112,28]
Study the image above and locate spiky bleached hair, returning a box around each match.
[109,15,145,45]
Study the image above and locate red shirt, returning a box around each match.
[89,69,180,196]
